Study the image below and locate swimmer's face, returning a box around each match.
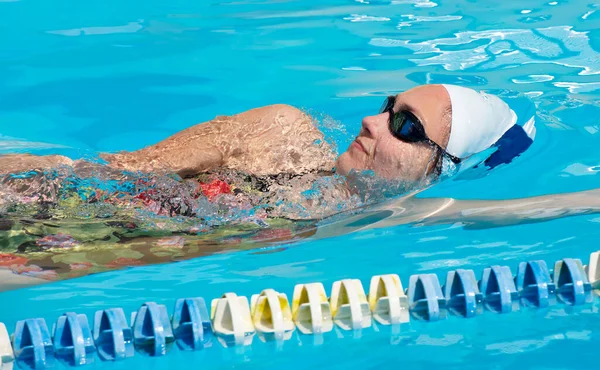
[336,84,452,182]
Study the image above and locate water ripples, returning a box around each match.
[1,1,600,365]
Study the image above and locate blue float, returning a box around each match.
[131,302,174,356]
[553,258,593,306]
[53,312,96,366]
[479,265,520,313]
[515,260,556,308]
[171,298,213,351]
[443,269,483,318]
[407,274,447,321]
[12,318,54,370]
[93,308,134,361]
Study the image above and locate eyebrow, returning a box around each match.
[393,95,424,124]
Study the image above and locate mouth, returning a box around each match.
[351,138,368,154]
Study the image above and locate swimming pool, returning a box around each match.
[2,0,600,368]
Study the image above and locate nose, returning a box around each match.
[360,113,388,138]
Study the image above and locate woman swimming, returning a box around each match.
[3,83,600,289]
[0,86,505,189]
[0,83,596,224]
[0,84,465,183]
[0,85,596,223]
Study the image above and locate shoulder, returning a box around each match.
[230,103,322,140]
[232,104,309,125]
[223,104,335,176]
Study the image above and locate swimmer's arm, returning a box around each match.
[99,117,229,177]
[98,104,332,177]
[0,104,333,178]
[0,119,233,176]
[419,189,600,228]
[0,142,221,178]
[0,154,74,174]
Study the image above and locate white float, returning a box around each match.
[210,293,255,347]
[291,283,333,335]
[0,323,14,370]
[250,289,295,342]
[330,279,372,331]
[368,274,410,325]
[586,251,600,293]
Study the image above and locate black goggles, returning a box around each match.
[380,95,461,164]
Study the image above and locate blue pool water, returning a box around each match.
[2,0,600,368]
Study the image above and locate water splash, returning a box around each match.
[303,109,354,157]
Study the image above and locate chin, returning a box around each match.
[335,151,362,176]
[334,153,350,175]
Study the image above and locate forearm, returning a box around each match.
[0,154,74,175]
[101,117,229,177]
[0,123,226,178]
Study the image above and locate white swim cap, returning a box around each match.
[443,84,518,159]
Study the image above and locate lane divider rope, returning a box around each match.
[2,252,600,369]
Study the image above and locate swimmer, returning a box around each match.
[0,85,486,180]
[1,84,599,227]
